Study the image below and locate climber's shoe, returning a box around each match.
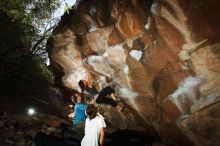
[97,103,105,108]
[115,98,121,102]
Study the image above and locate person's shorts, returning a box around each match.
[98,86,115,98]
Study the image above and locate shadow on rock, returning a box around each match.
[105,129,155,146]
[35,132,80,146]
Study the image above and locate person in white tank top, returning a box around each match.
[81,104,106,146]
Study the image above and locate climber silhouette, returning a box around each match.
[78,75,125,111]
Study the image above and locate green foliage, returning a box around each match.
[0,0,61,53]
[0,53,54,97]
[64,3,72,14]
[0,0,61,98]
[31,56,54,85]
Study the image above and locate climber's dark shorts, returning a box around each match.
[96,86,117,107]
[98,86,115,97]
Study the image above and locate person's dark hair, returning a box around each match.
[86,104,98,120]
[72,92,85,103]
[78,80,85,93]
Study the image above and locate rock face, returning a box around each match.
[47,0,220,145]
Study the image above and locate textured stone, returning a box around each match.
[47,0,220,145]
[86,26,114,53]
[178,100,220,146]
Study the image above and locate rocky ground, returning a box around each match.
[0,111,62,146]
[0,109,166,146]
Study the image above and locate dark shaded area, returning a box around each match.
[98,0,111,26]
[179,0,220,41]
[106,130,156,146]
[153,79,160,100]
[35,132,80,146]
[35,129,158,146]
[0,10,53,99]
[145,0,155,9]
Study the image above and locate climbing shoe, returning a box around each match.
[115,98,121,102]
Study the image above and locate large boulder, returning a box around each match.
[47,0,220,145]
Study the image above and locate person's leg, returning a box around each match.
[93,94,99,101]
[96,97,117,107]
[67,121,85,140]
[105,86,121,101]
[100,86,116,99]
[96,96,126,111]
[96,86,125,110]
[110,93,116,100]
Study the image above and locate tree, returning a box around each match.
[1,0,61,54]
[0,0,62,98]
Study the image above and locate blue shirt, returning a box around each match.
[74,102,87,126]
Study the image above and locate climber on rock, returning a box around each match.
[78,75,125,111]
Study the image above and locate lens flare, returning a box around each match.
[28,108,36,116]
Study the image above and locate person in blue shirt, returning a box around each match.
[72,92,87,126]
[60,92,87,140]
